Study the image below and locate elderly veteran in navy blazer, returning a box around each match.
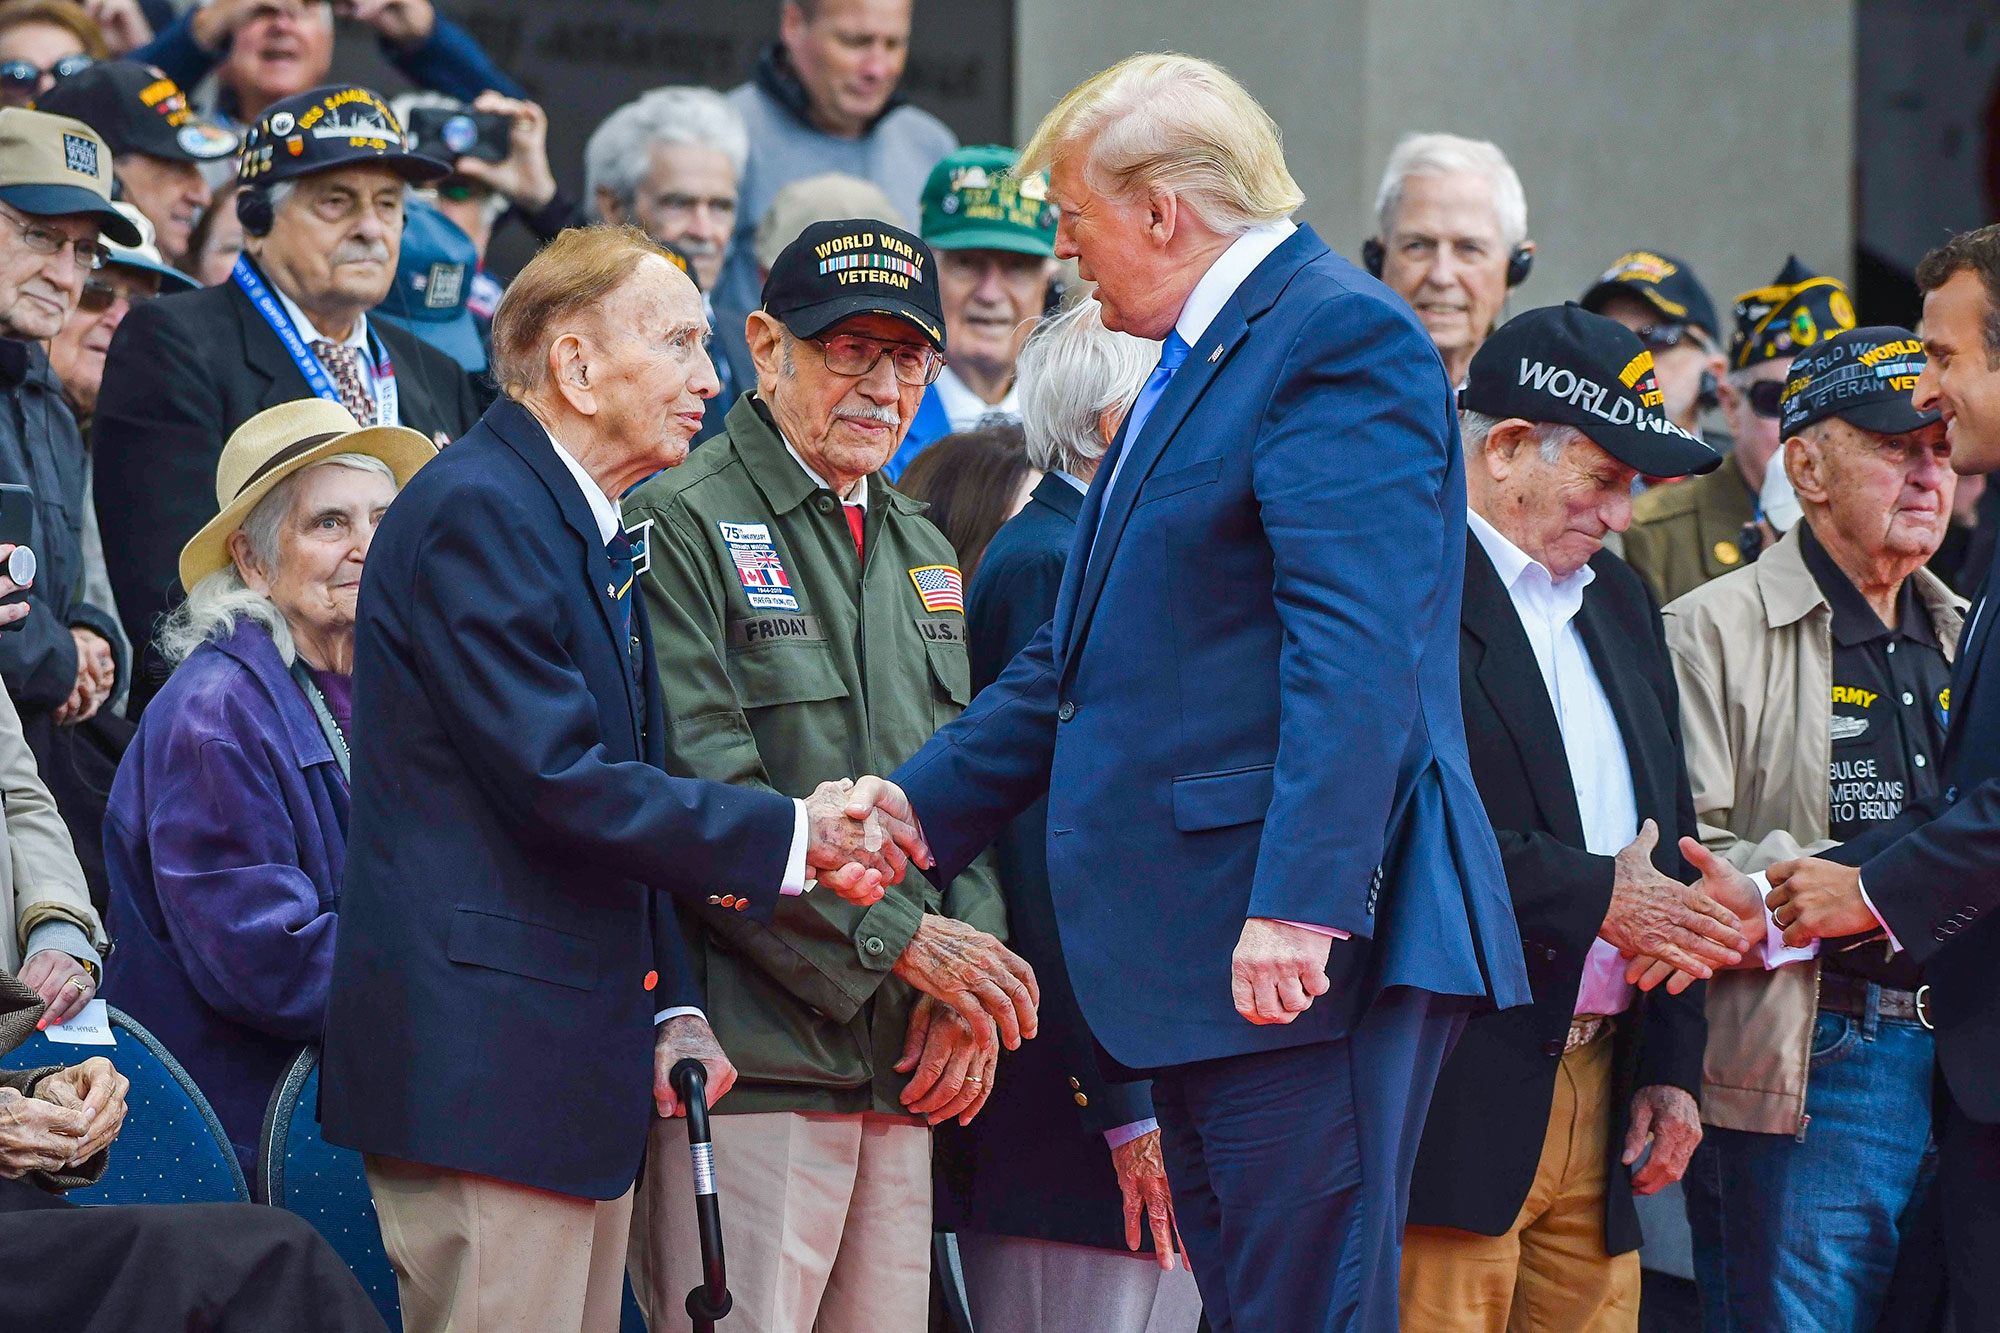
[843,55,1530,1331]
[318,224,926,1333]
[1400,307,1756,1332]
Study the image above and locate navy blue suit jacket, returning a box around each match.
[1831,576,2000,1120]
[320,398,795,1198]
[894,227,1530,1072]
[934,473,1155,1249]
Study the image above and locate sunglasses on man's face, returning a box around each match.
[1746,379,1787,419]
[1632,322,1691,353]
[77,276,155,315]
[0,53,93,100]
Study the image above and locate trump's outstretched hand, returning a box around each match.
[1766,857,1876,948]
[804,777,934,906]
[1232,918,1332,1025]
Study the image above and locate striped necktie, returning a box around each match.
[312,340,374,424]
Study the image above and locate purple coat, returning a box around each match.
[103,620,348,1172]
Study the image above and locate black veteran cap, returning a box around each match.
[1779,325,1939,438]
[35,62,237,164]
[762,218,945,351]
[1730,256,1857,371]
[237,84,448,189]
[1463,304,1724,478]
[1579,249,1719,341]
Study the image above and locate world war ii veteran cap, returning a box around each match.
[0,107,139,244]
[35,61,237,164]
[762,218,945,351]
[1730,255,1857,371]
[237,84,447,189]
[1778,325,1939,438]
[1579,249,1719,342]
[920,145,1056,257]
[1463,304,1724,478]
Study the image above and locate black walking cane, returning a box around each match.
[670,1058,733,1332]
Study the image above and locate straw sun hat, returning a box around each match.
[178,399,437,592]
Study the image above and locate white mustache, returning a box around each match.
[837,404,902,428]
[331,241,392,265]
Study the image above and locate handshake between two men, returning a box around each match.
[658,776,1043,1129]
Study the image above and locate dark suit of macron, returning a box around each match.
[91,264,482,704]
[319,397,795,1200]
[1408,539,1707,1252]
[933,471,1157,1252]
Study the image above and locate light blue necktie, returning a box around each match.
[1092,329,1190,546]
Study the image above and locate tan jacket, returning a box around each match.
[0,683,102,974]
[1661,526,1964,1135]
[1625,463,1759,607]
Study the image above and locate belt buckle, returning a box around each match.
[1915,984,1934,1031]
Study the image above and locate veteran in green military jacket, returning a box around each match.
[624,218,1033,1333]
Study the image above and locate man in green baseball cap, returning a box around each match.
[884,144,1057,481]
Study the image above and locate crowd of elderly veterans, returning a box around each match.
[0,3,1987,1333]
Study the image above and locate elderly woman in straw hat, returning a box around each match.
[100,398,433,1173]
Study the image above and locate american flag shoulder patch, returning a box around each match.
[907,564,964,614]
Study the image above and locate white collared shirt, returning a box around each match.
[1468,509,1641,1017]
[931,365,1021,432]
[783,434,869,507]
[272,282,384,421]
[1174,219,1297,350]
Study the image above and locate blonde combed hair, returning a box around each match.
[1019,53,1303,236]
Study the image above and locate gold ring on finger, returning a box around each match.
[65,977,88,993]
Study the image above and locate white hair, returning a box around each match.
[156,455,396,668]
[585,87,748,215]
[1017,297,1157,476]
[1458,409,1582,465]
[1374,133,1528,249]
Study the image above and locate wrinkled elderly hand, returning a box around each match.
[1623,1084,1701,1195]
[807,776,936,905]
[891,915,1039,1049]
[653,1014,736,1119]
[0,1086,88,1177]
[894,994,997,1126]
[35,1057,128,1164]
[19,950,94,1029]
[1600,821,1746,982]
[55,627,115,725]
[1231,918,1332,1025]
[1626,837,1769,993]
[1113,1128,1184,1272]
[1766,857,1877,949]
[450,92,558,211]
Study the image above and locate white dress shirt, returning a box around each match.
[1469,511,1640,1017]
[274,283,387,423]
[538,424,810,1023]
[931,365,1021,432]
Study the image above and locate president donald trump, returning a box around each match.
[847,55,1530,1329]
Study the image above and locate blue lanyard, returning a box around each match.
[232,256,398,426]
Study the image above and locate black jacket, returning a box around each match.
[0,340,120,714]
[1833,566,2000,1122]
[932,471,1157,1251]
[91,264,480,706]
[1406,538,1707,1254]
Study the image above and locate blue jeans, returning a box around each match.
[1684,990,1936,1332]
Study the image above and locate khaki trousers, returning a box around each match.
[1399,1031,1640,1333]
[364,1154,634,1333]
[629,1110,932,1333]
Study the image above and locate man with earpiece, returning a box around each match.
[91,82,480,713]
[1364,132,1535,389]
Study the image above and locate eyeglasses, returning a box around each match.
[0,210,106,271]
[0,53,93,98]
[1633,322,1691,353]
[1745,379,1786,419]
[77,276,155,314]
[811,333,943,386]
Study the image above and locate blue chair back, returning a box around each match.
[0,1004,248,1205]
[260,1045,401,1329]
